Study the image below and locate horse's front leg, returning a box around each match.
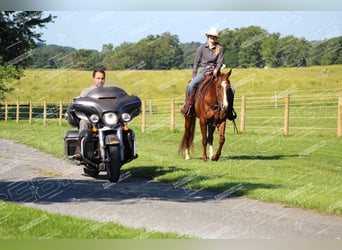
[199,119,208,161]
[212,121,226,161]
[207,124,215,160]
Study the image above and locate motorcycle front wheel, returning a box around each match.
[106,145,122,182]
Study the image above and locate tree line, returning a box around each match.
[30,26,342,71]
[1,11,341,99]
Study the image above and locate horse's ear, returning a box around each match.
[227,69,232,78]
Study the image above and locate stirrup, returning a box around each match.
[226,109,237,121]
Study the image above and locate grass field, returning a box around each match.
[3,65,342,103]
[0,66,342,238]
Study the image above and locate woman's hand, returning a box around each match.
[213,69,218,76]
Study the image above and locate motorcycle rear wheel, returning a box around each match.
[107,146,121,182]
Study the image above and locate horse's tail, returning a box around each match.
[179,114,196,155]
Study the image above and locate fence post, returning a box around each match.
[43,100,47,125]
[29,101,32,124]
[240,96,246,133]
[5,101,8,123]
[16,101,19,124]
[274,91,278,109]
[171,99,175,131]
[149,100,152,115]
[59,101,63,126]
[338,92,342,137]
[284,94,290,136]
[141,100,146,134]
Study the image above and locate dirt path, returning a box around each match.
[0,138,341,239]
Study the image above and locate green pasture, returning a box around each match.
[3,65,342,103]
[3,65,340,135]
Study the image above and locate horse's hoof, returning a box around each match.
[211,155,220,161]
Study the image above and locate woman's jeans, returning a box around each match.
[186,67,209,97]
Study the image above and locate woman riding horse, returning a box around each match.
[180,27,236,121]
[179,70,234,161]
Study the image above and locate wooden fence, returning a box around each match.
[1,100,65,126]
[1,91,342,137]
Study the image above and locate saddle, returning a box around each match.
[181,72,214,116]
[181,71,237,122]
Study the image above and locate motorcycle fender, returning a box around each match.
[105,134,120,145]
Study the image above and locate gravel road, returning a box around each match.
[0,138,341,239]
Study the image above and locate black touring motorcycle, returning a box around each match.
[64,87,141,182]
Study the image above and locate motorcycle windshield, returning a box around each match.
[86,86,128,99]
[72,87,141,119]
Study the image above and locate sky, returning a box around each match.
[37,11,342,51]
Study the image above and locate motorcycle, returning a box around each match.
[64,86,141,182]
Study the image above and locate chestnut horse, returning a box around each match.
[179,69,233,161]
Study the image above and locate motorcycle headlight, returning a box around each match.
[89,114,99,124]
[103,112,118,125]
[121,113,131,122]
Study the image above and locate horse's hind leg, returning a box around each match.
[184,116,192,160]
[180,114,196,160]
[212,121,226,161]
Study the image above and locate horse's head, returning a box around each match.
[215,69,232,110]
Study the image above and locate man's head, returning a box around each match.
[92,69,106,88]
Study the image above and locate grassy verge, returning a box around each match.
[0,120,341,215]
[0,201,187,239]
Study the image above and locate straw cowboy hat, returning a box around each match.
[205,27,219,37]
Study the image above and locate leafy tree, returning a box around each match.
[275,36,310,67]
[0,60,22,99]
[29,43,76,68]
[109,42,140,70]
[235,26,267,68]
[219,28,239,68]
[219,26,268,68]
[180,42,201,68]
[319,37,342,65]
[103,32,184,70]
[0,11,55,99]
[261,32,281,67]
[71,49,103,70]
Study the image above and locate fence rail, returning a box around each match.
[1,91,342,137]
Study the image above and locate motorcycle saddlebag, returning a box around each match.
[64,130,80,156]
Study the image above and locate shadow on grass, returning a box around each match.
[221,154,299,161]
[205,182,281,198]
[126,165,281,199]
